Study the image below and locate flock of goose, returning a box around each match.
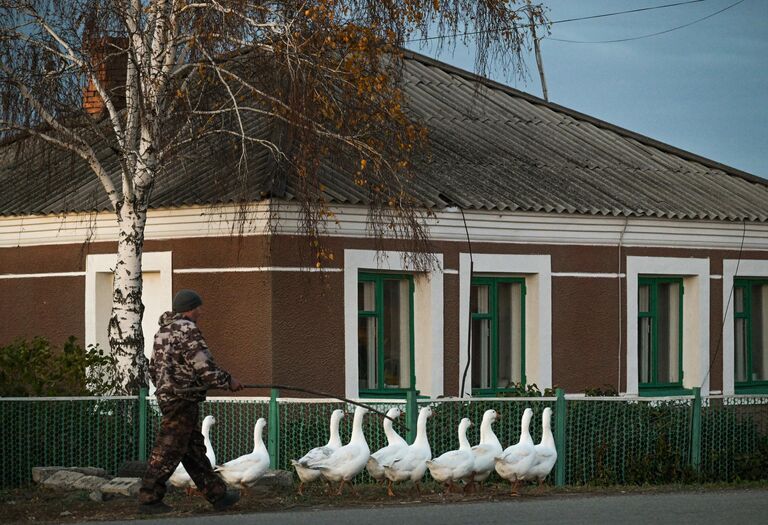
[294,406,557,496]
[168,406,557,497]
[169,416,271,491]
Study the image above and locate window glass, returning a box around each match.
[750,284,767,382]
[357,274,413,394]
[734,281,768,386]
[471,318,491,389]
[639,317,652,384]
[471,278,524,394]
[471,284,490,314]
[657,282,681,384]
[382,279,410,388]
[639,285,650,313]
[358,317,377,390]
[358,281,376,311]
[497,282,522,387]
[638,277,682,389]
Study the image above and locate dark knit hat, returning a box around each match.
[172,289,203,313]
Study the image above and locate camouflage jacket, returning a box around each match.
[149,312,232,403]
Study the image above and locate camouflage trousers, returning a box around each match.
[138,398,227,504]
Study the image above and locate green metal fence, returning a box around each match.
[3,391,767,488]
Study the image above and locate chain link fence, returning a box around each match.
[3,392,767,488]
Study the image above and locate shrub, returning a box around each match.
[0,336,120,396]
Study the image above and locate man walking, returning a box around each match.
[138,289,244,514]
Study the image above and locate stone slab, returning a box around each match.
[71,475,109,491]
[41,470,85,489]
[253,470,293,488]
[32,466,107,484]
[99,477,142,497]
[88,490,115,502]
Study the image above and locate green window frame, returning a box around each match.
[734,278,768,393]
[638,276,686,395]
[357,272,416,398]
[470,276,526,396]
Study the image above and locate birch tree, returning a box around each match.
[0,0,547,393]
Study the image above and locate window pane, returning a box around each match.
[639,285,650,313]
[382,279,410,388]
[735,317,748,382]
[358,281,376,311]
[639,317,652,384]
[358,317,377,390]
[750,284,768,381]
[734,286,745,314]
[657,282,681,384]
[471,284,490,314]
[472,318,491,389]
[497,282,522,387]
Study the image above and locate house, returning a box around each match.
[2,50,768,399]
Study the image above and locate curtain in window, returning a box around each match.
[471,285,491,389]
[638,285,652,384]
[383,279,410,388]
[497,282,522,387]
[657,282,680,384]
[753,284,767,381]
[358,281,377,390]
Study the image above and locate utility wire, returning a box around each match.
[548,0,746,44]
[552,0,707,25]
[403,0,744,44]
[405,0,713,43]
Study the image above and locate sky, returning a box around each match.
[406,0,768,179]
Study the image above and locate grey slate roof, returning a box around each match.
[2,49,767,221]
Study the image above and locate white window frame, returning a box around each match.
[344,249,444,399]
[458,253,552,397]
[626,256,710,396]
[85,252,173,362]
[722,259,768,395]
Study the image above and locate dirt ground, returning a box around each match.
[2,481,766,524]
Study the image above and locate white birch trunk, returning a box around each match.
[108,198,148,393]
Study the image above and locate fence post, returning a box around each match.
[406,388,418,445]
[690,386,702,475]
[268,388,280,469]
[138,386,148,461]
[554,388,567,487]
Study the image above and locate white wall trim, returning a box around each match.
[343,249,444,399]
[4,204,768,251]
[626,256,710,396]
[85,252,173,362]
[722,259,768,395]
[0,271,85,279]
[174,266,342,274]
[458,253,552,397]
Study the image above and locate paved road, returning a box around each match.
[78,489,768,525]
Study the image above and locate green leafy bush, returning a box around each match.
[0,336,120,396]
[497,382,557,397]
[584,384,619,397]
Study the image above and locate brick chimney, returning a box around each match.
[82,37,128,117]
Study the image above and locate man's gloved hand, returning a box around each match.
[229,377,244,392]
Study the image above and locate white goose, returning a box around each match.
[366,407,409,482]
[382,406,433,497]
[169,414,216,493]
[495,407,536,494]
[526,407,558,488]
[468,409,502,492]
[215,418,270,489]
[307,406,370,495]
[426,417,474,493]
[291,409,345,495]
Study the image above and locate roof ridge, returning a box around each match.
[401,48,766,187]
